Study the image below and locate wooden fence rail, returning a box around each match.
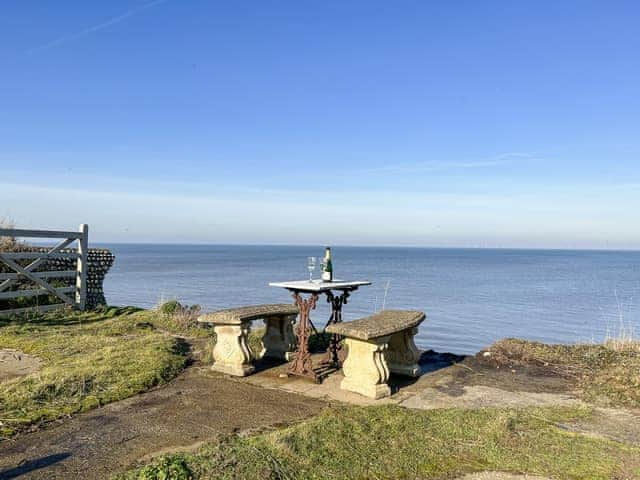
[0,224,89,317]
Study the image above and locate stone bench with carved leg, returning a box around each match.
[325,310,425,399]
[198,304,299,376]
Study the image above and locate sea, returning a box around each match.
[101,244,640,355]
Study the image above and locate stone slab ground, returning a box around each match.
[239,350,583,409]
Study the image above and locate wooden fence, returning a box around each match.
[0,224,89,317]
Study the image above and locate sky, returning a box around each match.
[1,1,639,249]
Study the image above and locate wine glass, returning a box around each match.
[307,256,316,282]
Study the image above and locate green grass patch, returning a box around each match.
[132,455,192,480]
[119,404,640,480]
[0,306,191,438]
[490,338,640,408]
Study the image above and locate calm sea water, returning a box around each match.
[101,244,640,354]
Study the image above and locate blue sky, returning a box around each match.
[1,1,639,248]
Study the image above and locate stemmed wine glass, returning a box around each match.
[307,256,316,282]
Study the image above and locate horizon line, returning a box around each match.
[85,241,640,253]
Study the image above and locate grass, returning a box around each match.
[0,306,194,438]
[118,404,640,480]
[489,338,640,408]
[0,303,302,438]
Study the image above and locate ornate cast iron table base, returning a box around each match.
[287,291,321,382]
[269,280,370,383]
[321,289,352,368]
[287,288,359,382]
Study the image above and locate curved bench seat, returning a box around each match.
[198,304,299,376]
[325,310,424,340]
[326,310,425,399]
[198,304,299,325]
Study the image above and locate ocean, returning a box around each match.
[101,244,640,355]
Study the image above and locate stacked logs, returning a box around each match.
[15,247,115,309]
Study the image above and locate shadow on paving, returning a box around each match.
[392,350,467,391]
[0,453,71,480]
[0,368,326,480]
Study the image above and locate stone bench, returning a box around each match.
[198,304,299,376]
[326,310,425,399]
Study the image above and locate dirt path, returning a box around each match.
[0,368,326,480]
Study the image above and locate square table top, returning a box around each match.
[269,279,371,292]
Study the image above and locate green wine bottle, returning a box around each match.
[321,247,333,282]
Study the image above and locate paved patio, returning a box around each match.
[230,349,588,411]
[233,350,462,406]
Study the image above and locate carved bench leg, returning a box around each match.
[211,323,255,376]
[386,327,421,377]
[341,336,391,399]
[261,314,297,361]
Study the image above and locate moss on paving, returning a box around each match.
[118,404,640,480]
[0,306,193,438]
[490,338,640,408]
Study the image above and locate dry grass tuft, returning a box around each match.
[487,338,640,408]
[604,293,639,353]
[155,299,202,333]
[605,336,640,354]
[0,217,21,252]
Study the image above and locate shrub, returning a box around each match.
[157,300,202,331]
[134,456,192,480]
[160,300,182,316]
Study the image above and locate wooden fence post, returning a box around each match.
[75,224,89,310]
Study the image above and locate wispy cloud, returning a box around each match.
[358,152,539,175]
[27,0,169,54]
